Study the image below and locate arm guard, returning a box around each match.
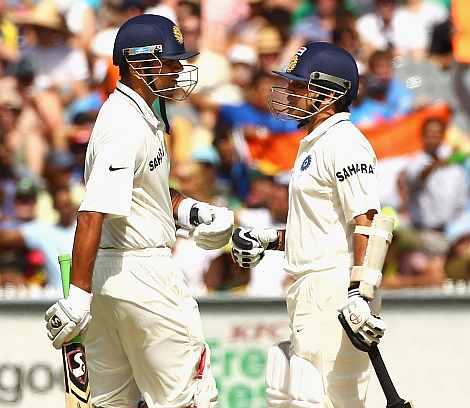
[351,214,394,299]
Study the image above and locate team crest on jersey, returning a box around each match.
[301,155,312,171]
[173,25,184,44]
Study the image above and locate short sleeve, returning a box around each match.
[333,141,381,223]
[79,133,141,217]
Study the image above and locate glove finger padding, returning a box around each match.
[362,316,386,339]
[339,296,386,348]
[45,286,92,349]
[193,208,234,249]
[231,246,265,268]
[195,204,215,225]
[46,302,80,349]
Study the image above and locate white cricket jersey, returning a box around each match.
[285,112,380,276]
[79,81,176,249]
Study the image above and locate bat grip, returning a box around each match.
[368,345,406,408]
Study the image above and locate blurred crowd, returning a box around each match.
[0,0,469,297]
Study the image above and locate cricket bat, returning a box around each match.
[59,254,91,408]
[338,314,413,408]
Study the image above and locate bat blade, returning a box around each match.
[62,341,91,407]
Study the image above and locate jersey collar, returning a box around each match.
[303,112,351,143]
[115,81,161,129]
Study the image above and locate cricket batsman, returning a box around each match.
[44,14,233,408]
[231,42,393,407]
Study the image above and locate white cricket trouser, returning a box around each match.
[286,268,380,408]
[83,248,216,408]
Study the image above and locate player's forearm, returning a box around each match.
[170,188,186,220]
[351,211,376,277]
[272,229,286,251]
[71,211,104,292]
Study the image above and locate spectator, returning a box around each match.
[244,173,291,296]
[230,0,270,48]
[281,0,351,66]
[332,24,364,73]
[356,0,398,58]
[36,149,84,223]
[88,0,145,98]
[212,118,251,203]
[55,0,97,52]
[206,43,258,105]
[173,146,226,206]
[393,0,448,60]
[15,0,91,149]
[203,248,250,292]
[0,69,49,174]
[451,0,470,149]
[351,50,413,126]
[0,178,42,288]
[146,0,179,23]
[0,186,76,288]
[445,233,470,282]
[183,11,232,101]
[256,25,283,74]
[428,17,452,69]
[384,117,469,289]
[67,109,95,180]
[405,118,468,232]
[172,149,226,295]
[217,70,298,133]
[0,0,19,67]
[0,127,37,222]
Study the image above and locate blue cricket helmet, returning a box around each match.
[113,14,199,67]
[112,14,199,101]
[270,42,359,121]
[274,42,358,102]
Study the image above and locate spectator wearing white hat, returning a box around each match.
[14,0,91,150]
[205,43,258,105]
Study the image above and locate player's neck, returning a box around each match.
[306,108,336,133]
[122,76,156,110]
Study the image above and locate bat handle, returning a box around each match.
[58,254,72,298]
[368,345,406,408]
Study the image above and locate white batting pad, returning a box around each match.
[266,342,291,408]
[289,355,323,408]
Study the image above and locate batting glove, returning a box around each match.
[45,285,92,349]
[177,198,234,250]
[339,288,386,351]
[231,227,279,268]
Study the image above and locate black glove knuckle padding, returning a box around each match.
[233,228,257,250]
